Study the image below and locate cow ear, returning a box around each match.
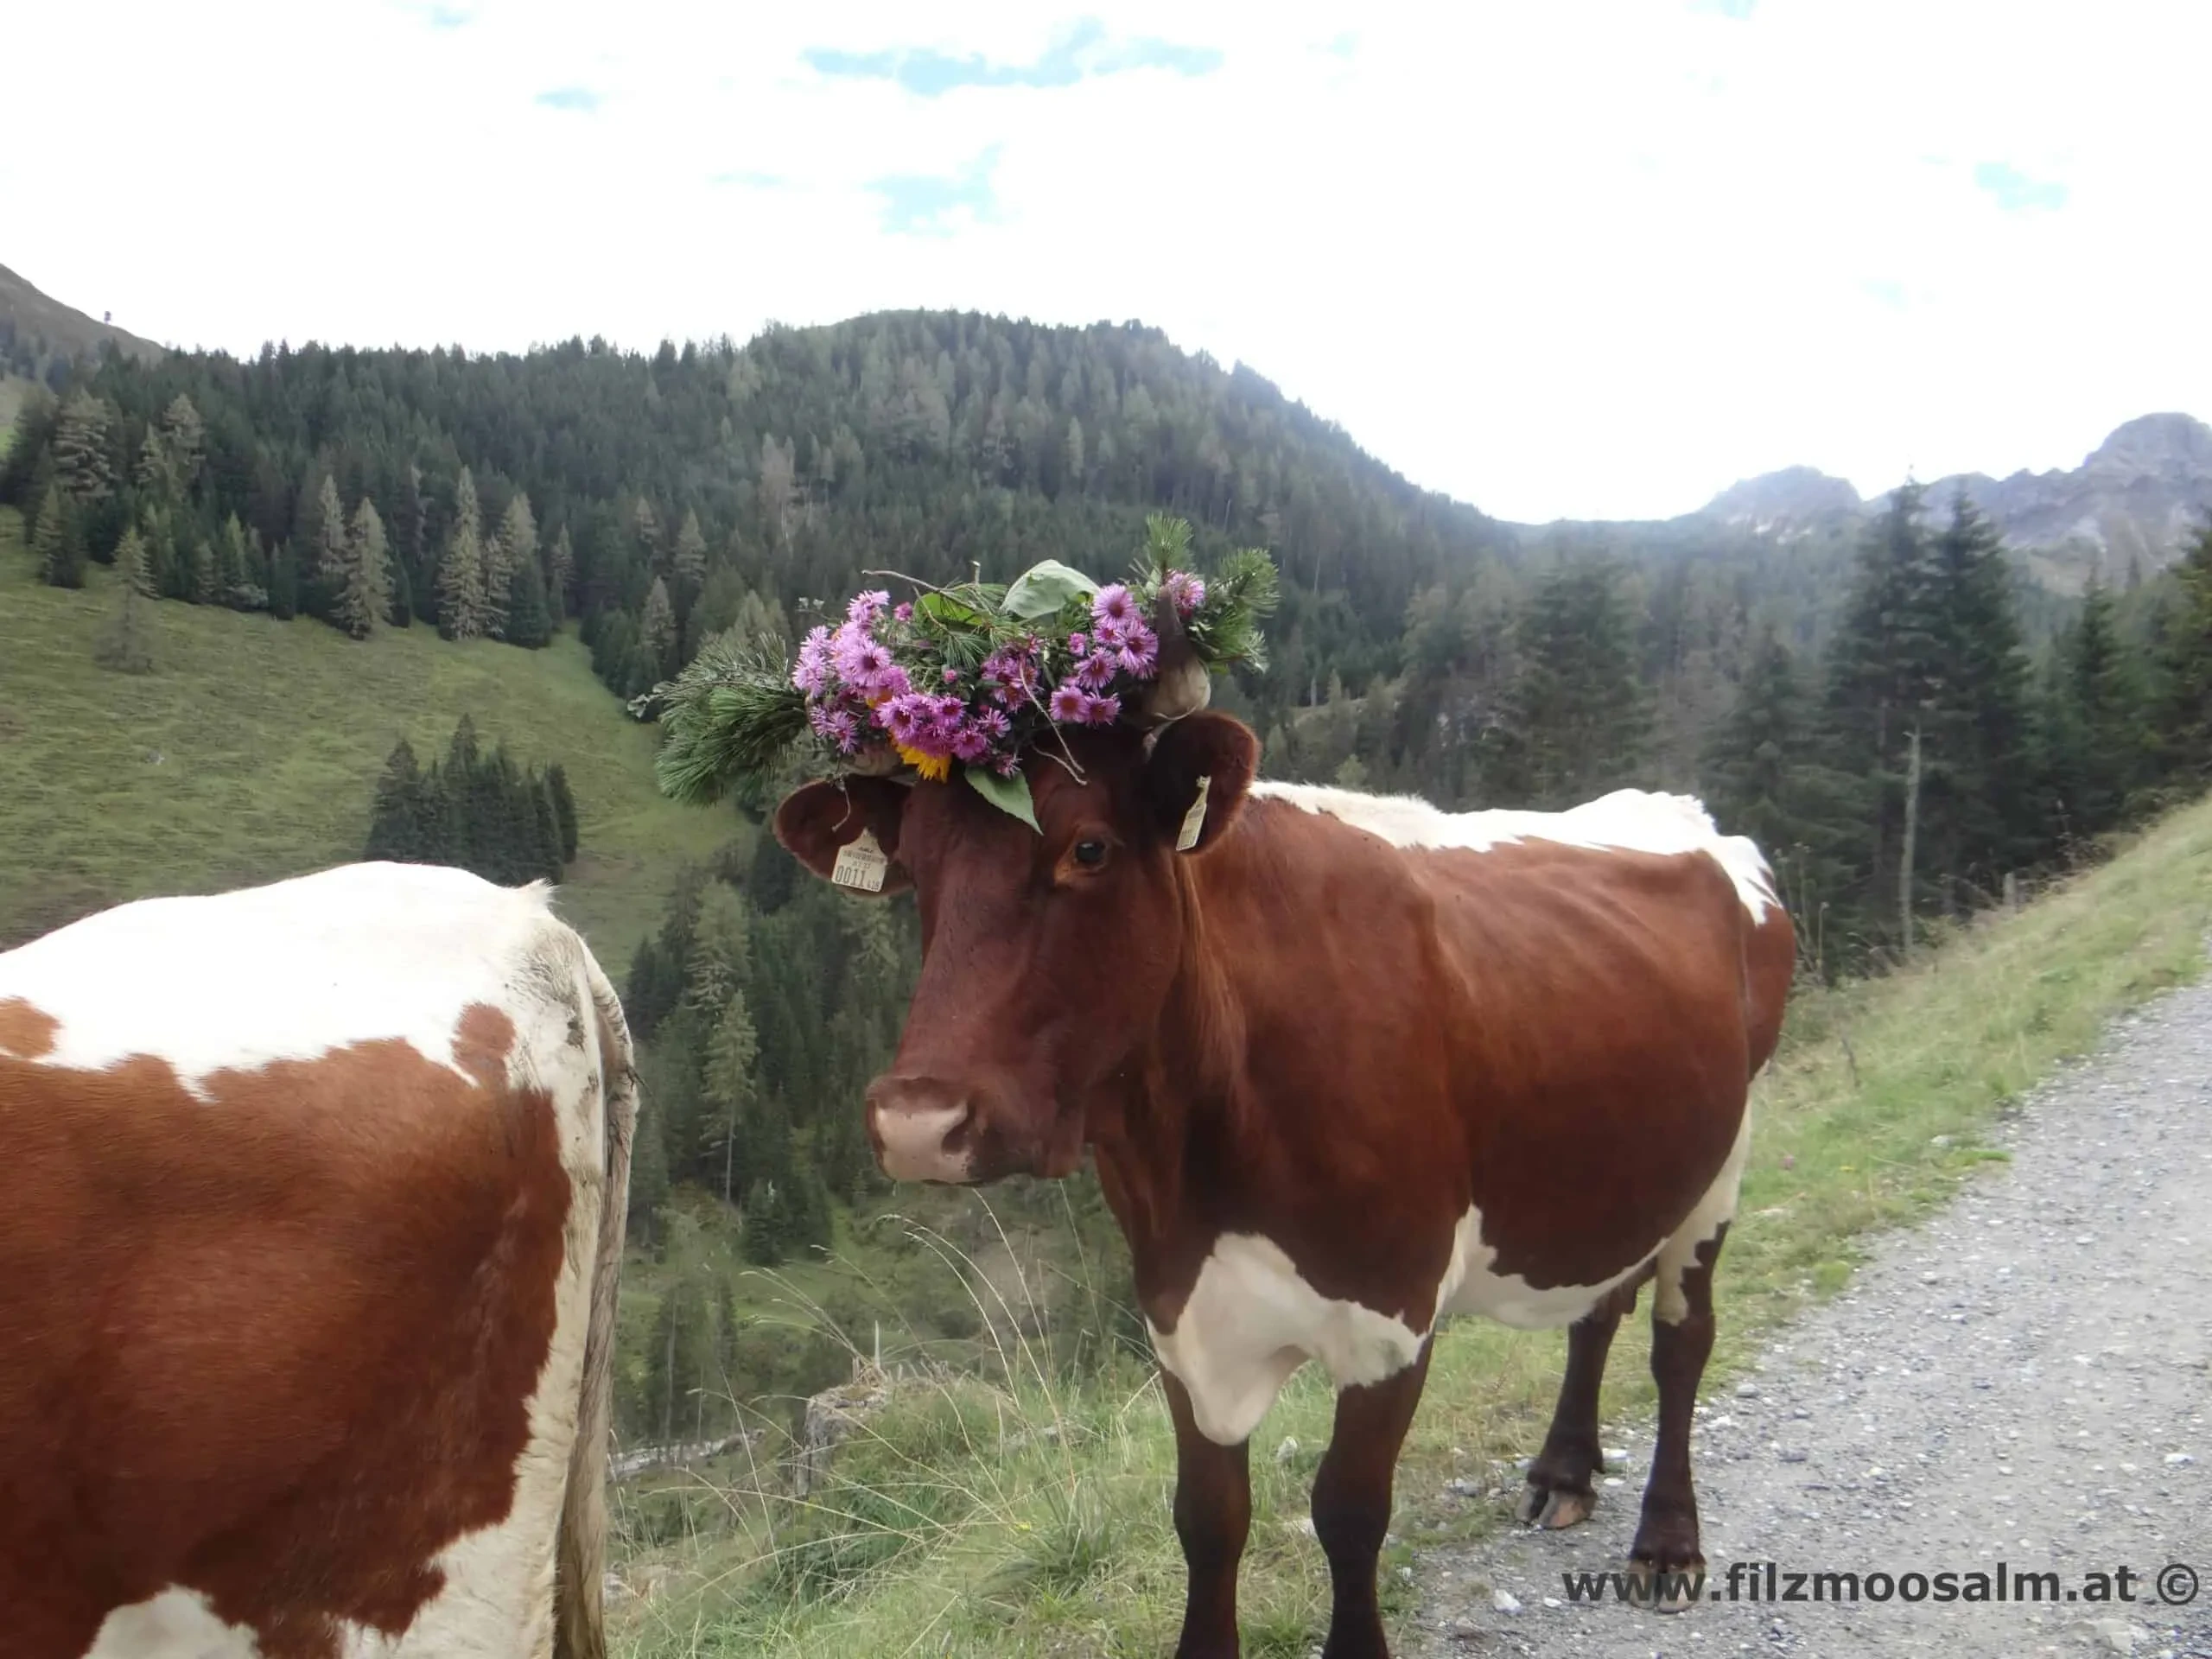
[1143,712,1259,855]
[772,778,913,897]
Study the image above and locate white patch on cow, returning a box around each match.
[0,862,565,1090]
[1654,1102,1754,1324]
[82,1588,261,1658]
[1149,1233,1427,1446]
[1153,1215,1661,1446]
[1249,781,1779,921]
[1435,1207,1661,1329]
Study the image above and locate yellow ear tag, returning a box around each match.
[1176,776,1211,853]
[832,829,889,892]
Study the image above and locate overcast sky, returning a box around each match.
[5,1,2203,522]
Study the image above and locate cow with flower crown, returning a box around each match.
[652,514,1796,1656]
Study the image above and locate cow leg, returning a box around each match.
[1629,1222,1727,1611]
[1311,1342,1433,1659]
[1164,1369,1252,1658]
[1517,1280,1638,1529]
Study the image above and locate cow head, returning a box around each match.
[773,710,1259,1184]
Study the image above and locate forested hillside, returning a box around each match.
[11,306,2212,1311]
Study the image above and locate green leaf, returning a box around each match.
[964,764,1040,830]
[1001,559,1099,620]
[918,590,993,629]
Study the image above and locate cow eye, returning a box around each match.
[1073,839,1109,868]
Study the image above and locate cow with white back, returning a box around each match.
[655,533,1793,1659]
[0,861,637,1659]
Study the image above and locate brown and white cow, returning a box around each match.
[0,862,638,1659]
[773,713,1794,1658]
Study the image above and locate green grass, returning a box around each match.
[0,505,732,960]
[607,788,2212,1656]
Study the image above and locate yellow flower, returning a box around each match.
[897,744,950,782]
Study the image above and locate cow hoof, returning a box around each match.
[1624,1556,1707,1614]
[1516,1484,1594,1529]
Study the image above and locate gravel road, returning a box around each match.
[1405,978,2212,1659]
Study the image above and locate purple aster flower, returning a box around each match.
[943,665,962,684]
[992,751,1022,777]
[1084,693,1122,726]
[1075,651,1118,691]
[893,601,914,622]
[1116,622,1159,680]
[849,639,898,689]
[1068,631,1089,656]
[848,589,891,627]
[1092,583,1137,629]
[1162,570,1206,616]
[874,662,912,700]
[1091,613,1129,652]
[1048,683,1089,723]
[809,703,861,753]
[951,726,994,764]
[880,693,931,745]
[793,625,833,696]
[829,619,873,681]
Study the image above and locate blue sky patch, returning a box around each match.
[1974,161,2067,212]
[868,145,1003,234]
[536,86,601,112]
[807,18,1221,97]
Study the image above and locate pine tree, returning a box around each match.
[52,392,115,506]
[310,473,350,594]
[485,493,533,639]
[437,468,488,640]
[641,576,678,677]
[627,1096,671,1245]
[95,525,156,674]
[672,507,708,597]
[702,992,760,1204]
[546,764,579,861]
[545,524,575,623]
[504,555,552,647]
[186,537,217,604]
[135,428,176,499]
[365,738,431,861]
[338,497,392,639]
[158,393,204,493]
[33,481,84,588]
[2047,577,2148,837]
[1505,561,1651,807]
[2156,521,2212,779]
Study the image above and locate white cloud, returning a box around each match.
[3,0,2204,520]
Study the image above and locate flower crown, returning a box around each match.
[650,514,1278,827]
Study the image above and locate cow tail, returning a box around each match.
[556,953,639,1659]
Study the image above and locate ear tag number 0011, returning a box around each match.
[1177,775,1211,853]
[833,829,889,892]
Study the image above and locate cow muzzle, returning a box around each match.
[863,1077,978,1184]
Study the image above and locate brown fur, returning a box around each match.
[0,1005,570,1659]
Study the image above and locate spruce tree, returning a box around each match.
[1505,561,1650,807]
[545,524,575,623]
[94,526,156,674]
[437,468,488,640]
[672,508,708,598]
[546,764,579,862]
[504,556,552,647]
[337,497,392,639]
[52,391,115,506]
[2155,521,2212,779]
[641,576,678,678]
[33,481,84,588]
[158,393,204,493]
[483,494,528,640]
[311,473,350,594]
[702,992,760,1205]
[2047,577,2148,836]
[365,738,430,861]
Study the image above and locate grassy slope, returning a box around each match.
[609,789,2212,1657]
[0,506,731,960]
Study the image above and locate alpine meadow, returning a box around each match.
[9,270,2212,1656]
